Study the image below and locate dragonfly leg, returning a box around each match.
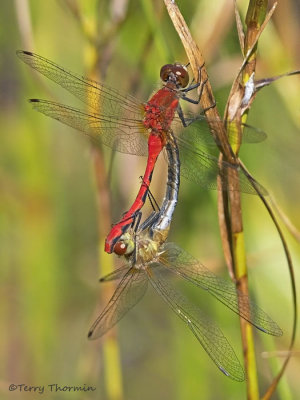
[180,62,207,103]
[131,211,143,264]
[132,210,143,232]
[177,101,212,128]
[183,61,205,90]
[138,175,160,213]
[133,176,162,235]
[180,63,217,115]
[177,84,216,128]
[177,104,191,127]
[203,99,217,113]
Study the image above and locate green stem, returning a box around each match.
[85,40,124,400]
[227,1,268,399]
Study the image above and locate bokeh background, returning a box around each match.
[1,1,300,399]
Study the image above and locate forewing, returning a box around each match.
[147,263,245,381]
[17,50,143,116]
[29,99,148,156]
[99,265,131,282]
[88,267,148,339]
[159,243,282,337]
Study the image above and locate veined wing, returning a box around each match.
[17,50,143,116]
[159,243,282,337]
[17,51,267,155]
[29,99,265,192]
[88,267,148,339]
[147,263,245,381]
[99,265,133,282]
[18,50,266,193]
[177,135,267,195]
[172,115,267,146]
[17,51,266,149]
[29,99,148,156]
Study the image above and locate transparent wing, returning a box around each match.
[88,267,148,339]
[29,99,148,156]
[18,50,266,193]
[147,263,245,381]
[17,50,143,115]
[241,123,267,144]
[99,265,131,282]
[159,243,282,337]
[172,115,267,146]
[17,51,267,147]
[29,99,265,194]
[177,136,267,195]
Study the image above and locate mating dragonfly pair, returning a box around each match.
[17,51,282,381]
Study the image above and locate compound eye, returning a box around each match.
[160,64,173,82]
[160,63,189,88]
[113,241,128,256]
[173,63,189,88]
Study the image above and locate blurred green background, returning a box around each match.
[1,0,300,399]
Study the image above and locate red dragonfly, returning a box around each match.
[17,51,266,254]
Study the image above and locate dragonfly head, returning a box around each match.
[160,63,189,89]
[113,233,135,257]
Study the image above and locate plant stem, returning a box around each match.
[163,2,260,395]
[84,36,124,400]
[225,2,268,399]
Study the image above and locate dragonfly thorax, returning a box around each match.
[143,88,179,134]
[136,237,159,265]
